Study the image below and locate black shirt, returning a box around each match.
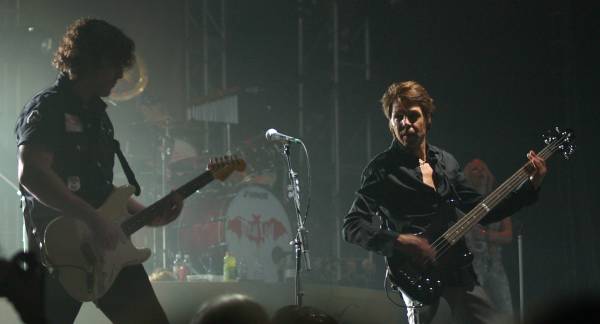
[15,73,116,237]
[342,140,538,284]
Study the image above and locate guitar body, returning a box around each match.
[386,226,473,305]
[42,156,247,302]
[43,185,151,301]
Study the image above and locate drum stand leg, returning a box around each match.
[159,129,171,269]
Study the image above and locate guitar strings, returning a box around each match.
[430,140,557,259]
[429,138,560,261]
[429,171,528,262]
[428,170,529,263]
[428,162,542,262]
[425,135,563,264]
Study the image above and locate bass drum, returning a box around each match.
[180,185,293,283]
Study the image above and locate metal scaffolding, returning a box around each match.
[297,0,374,279]
[150,0,231,269]
[184,0,230,153]
[179,0,375,280]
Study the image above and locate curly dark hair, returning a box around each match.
[380,81,436,129]
[52,18,135,77]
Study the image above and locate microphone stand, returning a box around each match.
[282,142,311,306]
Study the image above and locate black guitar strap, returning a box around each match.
[113,139,141,196]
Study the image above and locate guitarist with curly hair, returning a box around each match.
[15,18,183,324]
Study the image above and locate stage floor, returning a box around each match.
[1,281,454,323]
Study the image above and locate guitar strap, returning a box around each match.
[113,139,141,196]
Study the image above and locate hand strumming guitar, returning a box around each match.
[88,213,121,250]
[395,234,437,267]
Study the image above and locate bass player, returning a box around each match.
[342,81,547,324]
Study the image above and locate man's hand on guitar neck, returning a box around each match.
[526,150,547,190]
[395,234,436,266]
[149,191,184,226]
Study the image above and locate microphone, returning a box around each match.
[265,128,302,144]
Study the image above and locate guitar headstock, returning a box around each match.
[208,155,247,181]
[542,127,576,160]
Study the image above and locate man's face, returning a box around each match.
[389,101,429,148]
[90,64,124,97]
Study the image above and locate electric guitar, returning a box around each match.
[43,156,246,301]
[386,127,575,305]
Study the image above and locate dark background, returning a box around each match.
[0,0,598,315]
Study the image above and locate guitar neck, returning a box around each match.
[122,170,214,236]
[439,140,559,250]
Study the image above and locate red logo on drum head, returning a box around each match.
[227,214,288,246]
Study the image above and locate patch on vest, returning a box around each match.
[26,110,41,125]
[64,113,83,132]
[67,176,81,192]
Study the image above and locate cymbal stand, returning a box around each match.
[282,143,311,306]
[157,120,171,269]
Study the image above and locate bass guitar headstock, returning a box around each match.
[208,155,247,181]
[542,127,575,160]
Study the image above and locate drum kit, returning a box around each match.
[122,114,293,283]
[111,57,294,283]
[171,136,293,283]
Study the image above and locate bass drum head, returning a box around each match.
[224,185,292,283]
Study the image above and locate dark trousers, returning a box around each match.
[43,264,169,324]
[401,284,507,324]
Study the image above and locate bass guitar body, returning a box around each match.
[385,225,473,305]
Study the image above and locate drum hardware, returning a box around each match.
[155,119,173,270]
[156,122,206,270]
[153,132,291,280]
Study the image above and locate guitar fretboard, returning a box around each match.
[436,132,568,253]
[121,171,214,236]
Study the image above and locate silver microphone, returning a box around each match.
[265,128,302,144]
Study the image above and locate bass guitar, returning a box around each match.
[386,127,575,305]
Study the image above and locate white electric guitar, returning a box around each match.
[43,156,246,301]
